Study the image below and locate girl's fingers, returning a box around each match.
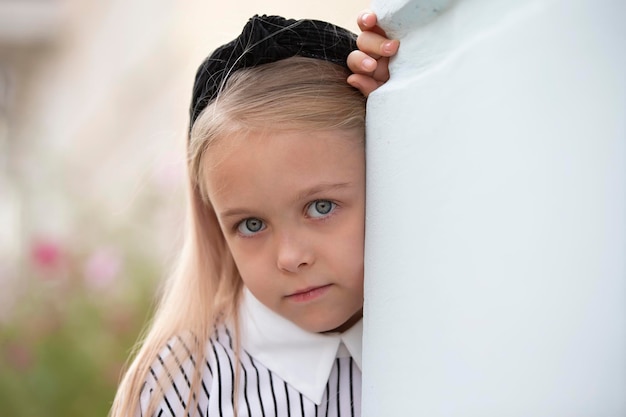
[371,56,390,82]
[357,31,399,59]
[357,10,388,37]
[357,10,377,31]
[347,73,383,97]
[347,50,378,75]
[349,10,398,96]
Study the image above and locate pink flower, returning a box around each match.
[31,239,63,270]
[83,248,122,290]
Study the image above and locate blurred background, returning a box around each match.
[0,0,366,415]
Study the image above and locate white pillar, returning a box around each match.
[363,0,626,415]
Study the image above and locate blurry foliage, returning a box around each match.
[0,232,166,416]
[0,99,184,413]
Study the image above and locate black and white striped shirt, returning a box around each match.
[140,290,362,416]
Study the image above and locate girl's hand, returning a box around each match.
[347,10,400,97]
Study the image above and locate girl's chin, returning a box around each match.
[320,309,363,334]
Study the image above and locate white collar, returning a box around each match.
[238,288,362,405]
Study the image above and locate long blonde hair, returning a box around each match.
[110,56,365,417]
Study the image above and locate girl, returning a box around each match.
[110,12,397,417]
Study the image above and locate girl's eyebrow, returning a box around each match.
[293,182,352,204]
[219,208,253,220]
[218,182,352,220]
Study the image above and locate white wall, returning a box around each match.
[363,0,626,415]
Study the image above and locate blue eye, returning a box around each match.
[237,218,265,236]
[306,200,336,218]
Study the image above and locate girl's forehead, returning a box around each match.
[201,129,365,199]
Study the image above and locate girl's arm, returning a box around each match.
[347,10,400,96]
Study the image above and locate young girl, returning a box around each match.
[110,12,397,417]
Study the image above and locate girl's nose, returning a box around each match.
[276,233,314,273]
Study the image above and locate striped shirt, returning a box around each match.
[139,290,362,417]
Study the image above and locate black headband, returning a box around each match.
[189,15,357,128]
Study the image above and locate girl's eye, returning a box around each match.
[237,218,265,236]
[306,200,336,218]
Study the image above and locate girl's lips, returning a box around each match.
[286,284,332,302]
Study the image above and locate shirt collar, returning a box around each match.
[238,288,363,405]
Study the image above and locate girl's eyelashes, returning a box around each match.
[237,218,266,236]
[234,200,336,236]
[306,199,337,219]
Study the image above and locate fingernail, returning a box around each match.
[362,13,372,24]
[363,58,376,71]
[383,41,396,54]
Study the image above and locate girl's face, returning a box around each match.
[204,129,365,333]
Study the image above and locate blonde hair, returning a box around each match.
[110,57,365,417]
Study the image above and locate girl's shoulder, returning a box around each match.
[139,323,363,416]
[139,326,234,417]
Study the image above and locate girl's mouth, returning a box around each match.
[286,284,332,302]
